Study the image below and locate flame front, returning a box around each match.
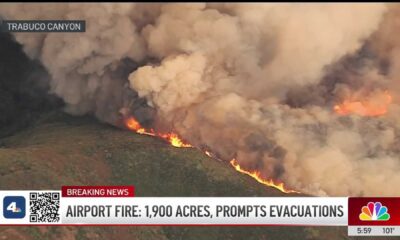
[125,118,148,135]
[160,133,192,148]
[124,117,191,147]
[334,91,392,117]
[125,116,298,194]
[230,159,298,194]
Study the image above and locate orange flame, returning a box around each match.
[230,159,299,194]
[334,91,392,117]
[159,133,192,148]
[125,118,148,135]
[124,117,192,148]
[124,116,299,194]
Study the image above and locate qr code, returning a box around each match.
[29,192,60,223]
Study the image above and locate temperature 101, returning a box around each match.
[383,227,395,234]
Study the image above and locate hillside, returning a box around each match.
[0,112,350,239]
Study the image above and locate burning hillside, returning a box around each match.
[125,116,297,193]
[2,3,400,197]
[1,112,320,239]
[125,117,192,148]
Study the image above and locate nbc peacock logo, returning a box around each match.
[359,202,390,221]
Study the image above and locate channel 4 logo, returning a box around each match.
[3,196,26,219]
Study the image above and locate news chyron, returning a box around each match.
[0,186,399,237]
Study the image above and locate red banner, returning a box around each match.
[348,197,400,226]
[62,186,134,197]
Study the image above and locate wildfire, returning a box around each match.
[334,91,392,117]
[125,118,149,135]
[160,133,192,148]
[124,117,192,148]
[124,116,298,194]
[230,159,298,194]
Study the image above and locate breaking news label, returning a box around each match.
[0,186,398,236]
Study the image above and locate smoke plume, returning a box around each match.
[3,3,400,196]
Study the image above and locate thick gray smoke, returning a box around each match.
[2,3,400,196]
[0,3,152,124]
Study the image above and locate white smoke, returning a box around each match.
[3,3,400,196]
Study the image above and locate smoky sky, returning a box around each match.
[2,3,400,196]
